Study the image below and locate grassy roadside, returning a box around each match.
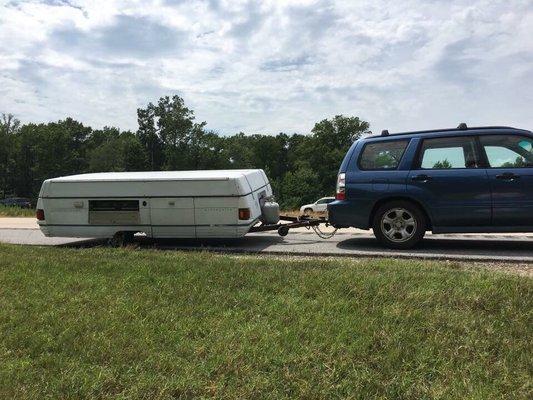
[0,205,34,217]
[0,244,531,399]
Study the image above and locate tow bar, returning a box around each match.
[249,215,338,239]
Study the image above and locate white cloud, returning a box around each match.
[0,0,532,134]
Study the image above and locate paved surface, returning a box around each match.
[1,218,532,262]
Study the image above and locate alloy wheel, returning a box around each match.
[380,208,417,243]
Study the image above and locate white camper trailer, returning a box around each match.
[36,170,278,241]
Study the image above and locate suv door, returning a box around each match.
[408,136,491,228]
[479,134,533,226]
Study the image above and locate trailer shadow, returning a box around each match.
[61,233,294,252]
[149,235,284,251]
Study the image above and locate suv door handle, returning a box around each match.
[411,174,431,183]
[496,173,520,181]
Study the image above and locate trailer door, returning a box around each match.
[149,198,196,238]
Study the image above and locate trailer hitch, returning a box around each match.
[249,215,337,239]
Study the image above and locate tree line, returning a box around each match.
[0,95,370,209]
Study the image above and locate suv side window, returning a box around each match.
[359,140,409,170]
[480,135,533,168]
[418,136,480,169]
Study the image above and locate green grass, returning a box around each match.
[0,205,34,217]
[0,244,531,399]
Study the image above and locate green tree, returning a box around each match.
[87,128,147,172]
[433,159,452,169]
[11,119,91,197]
[137,106,163,170]
[121,132,148,171]
[501,156,526,168]
[297,115,370,203]
[279,166,322,209]
[0,114,20,197]
[136,95,207,170]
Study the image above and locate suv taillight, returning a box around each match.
[36,209,45,221]
[335,173,346,200]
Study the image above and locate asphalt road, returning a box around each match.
[1,218,532,262]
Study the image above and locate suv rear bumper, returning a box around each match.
[328,199,370,229]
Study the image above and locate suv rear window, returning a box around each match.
[359,140,409,170]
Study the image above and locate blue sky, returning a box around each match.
[0,0,532,135]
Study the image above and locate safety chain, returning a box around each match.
[311,224,338,239]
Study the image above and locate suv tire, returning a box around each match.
[372,200,426,249]
[304,208,313,214]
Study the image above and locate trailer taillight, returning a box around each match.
[36,209,45,221]
[335,173,346,200]
[238,208,251,220]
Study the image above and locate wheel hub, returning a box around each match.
[380,208,417,243]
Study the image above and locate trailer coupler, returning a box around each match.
[249,215,337,238]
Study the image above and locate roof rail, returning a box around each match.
[367,124,522,139]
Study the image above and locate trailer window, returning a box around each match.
[88,200,140,225]
[89,200,139,211]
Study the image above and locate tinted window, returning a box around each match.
[480,135,533,168]
[359,140,409,170]
[419,136,480,169]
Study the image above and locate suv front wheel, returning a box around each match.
[372,201,426,249]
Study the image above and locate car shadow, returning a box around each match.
[336,236,533,256]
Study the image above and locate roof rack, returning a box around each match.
[371,124,521,139]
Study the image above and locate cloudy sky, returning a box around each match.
[1,0,532,135]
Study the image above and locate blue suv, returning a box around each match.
[328,124,533,249]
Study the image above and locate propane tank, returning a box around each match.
[261,197,280,224]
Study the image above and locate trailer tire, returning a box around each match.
[278,226,289,237]
[109,231,135,247]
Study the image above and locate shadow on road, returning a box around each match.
[61,233,532,260]
[336,236,533,257]
[63,234,286,252]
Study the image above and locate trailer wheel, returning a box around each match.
[109,231,135,247]
[278,226,289,237]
